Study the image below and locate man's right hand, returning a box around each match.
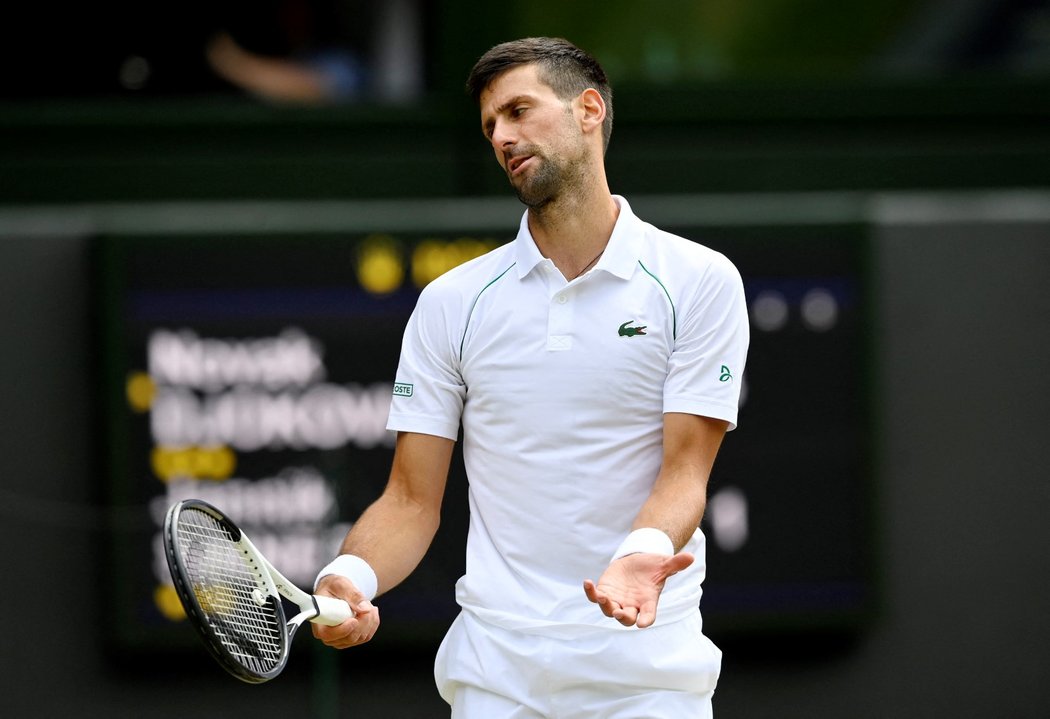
[311,575,380,648]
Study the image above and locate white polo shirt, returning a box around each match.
[387,196,749,636]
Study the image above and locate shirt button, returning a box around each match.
[556,295,568,304]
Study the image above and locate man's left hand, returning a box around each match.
[583,551,694,628]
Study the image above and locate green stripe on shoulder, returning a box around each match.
[460,262,517,361]
[638,260,677,340]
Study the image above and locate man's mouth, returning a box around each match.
[507,154,534,176]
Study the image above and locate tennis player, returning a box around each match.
[313,37,750,718]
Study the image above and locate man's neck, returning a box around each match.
[527,183,620,280]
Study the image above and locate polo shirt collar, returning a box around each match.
[512,195,644,280]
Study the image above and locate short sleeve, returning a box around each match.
[663,253,750,430]
[385,282,467,440]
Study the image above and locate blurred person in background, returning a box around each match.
[5,0,423,103]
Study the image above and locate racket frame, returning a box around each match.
[164,499,352,683]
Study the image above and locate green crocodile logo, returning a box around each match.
[618,321,647,337]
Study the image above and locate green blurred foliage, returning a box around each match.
[513,0,920,82]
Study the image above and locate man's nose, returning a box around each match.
[490,119,516,150]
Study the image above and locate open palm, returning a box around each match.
[583,551,694,628]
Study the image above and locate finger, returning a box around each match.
[312,602,379,648]
[312,618,358,645]
[636,598,658,629]
[318,620,372,649]
[659,551,695,579]
[348,602,380,643]
[583,579,601,604]
[583,580,618,617]
[612,605,639,627]
[318,575,367,606]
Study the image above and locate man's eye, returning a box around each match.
[511,106,526,117]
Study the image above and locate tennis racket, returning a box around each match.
[163,498,353,683]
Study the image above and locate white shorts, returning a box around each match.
[434,610,721,719]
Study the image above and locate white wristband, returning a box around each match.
[612,528,674,561]
[314,554,378,601]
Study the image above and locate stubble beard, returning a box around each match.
[511,151,560,209]
[510,111,589,210]
[510,146,589,211]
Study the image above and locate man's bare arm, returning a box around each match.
[312,431,454,648]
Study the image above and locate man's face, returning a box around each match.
[478,64,586,208]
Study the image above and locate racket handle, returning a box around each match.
[311,594,356,626]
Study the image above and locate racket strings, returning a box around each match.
[176,509,285,674]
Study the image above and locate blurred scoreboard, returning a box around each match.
[96,199,873,655]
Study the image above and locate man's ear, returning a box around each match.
[576,88,606,137]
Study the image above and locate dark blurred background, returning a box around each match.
[2,1,1049,717]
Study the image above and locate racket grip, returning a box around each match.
[311,594,355,626]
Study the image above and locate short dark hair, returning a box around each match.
[466,37,613,151]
